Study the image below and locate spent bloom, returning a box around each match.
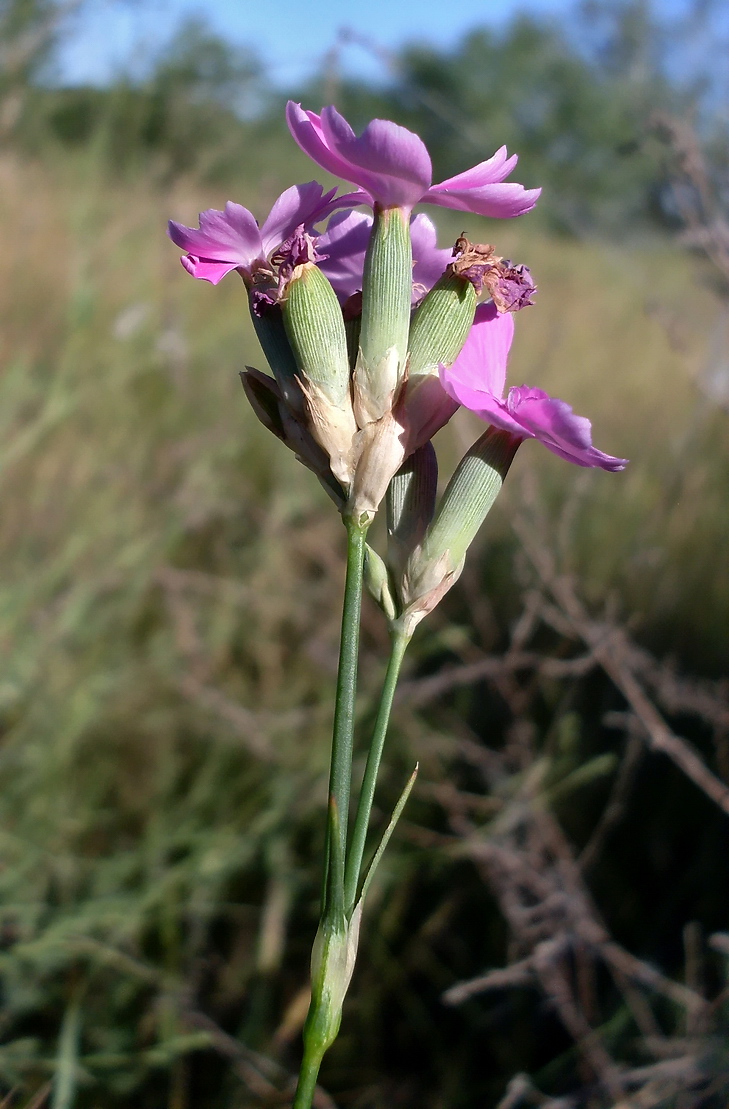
[440,303,627,471]
[287,102,541,217]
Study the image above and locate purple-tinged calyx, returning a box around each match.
[286,102,541,219]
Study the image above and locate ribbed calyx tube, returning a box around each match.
[419,428,520,572]
[387,442,438,565]
[407,272,477,378]
[249,298,303,414]
[283,264,351,406]
[357,206,412,403]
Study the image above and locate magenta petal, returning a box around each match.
[433,147,518,190]
[259,181,362,255]
[286,102,363,186]
[320,107,432,210]
[181,256,242,285]
[317,210,373,302]
[168,203,264,269]
[440,301,514,401]
[425,181,542,219]
[260,182,333,254]
[410,214,452,299]
[404,375,459,452]
[507,387,628,471]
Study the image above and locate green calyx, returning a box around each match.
[282,264,351,407]
[407,271,477,378]
[356,206,412,418]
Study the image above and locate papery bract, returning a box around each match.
[440,303,628,471]
[287,103,541,218]
[168,181,358,285]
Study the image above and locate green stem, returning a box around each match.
[323,517,368,914]
[292,520,367,1109]
[292,1045,324,1109]
[344,630,410,915]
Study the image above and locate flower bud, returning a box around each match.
[364,544,396,620]
[387,442,438,583]
[396,428,520,637]
[305,905,362,1056]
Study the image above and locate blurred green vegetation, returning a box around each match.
[0,1,728,1106]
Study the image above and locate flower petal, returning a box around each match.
[506,387,628,470]
[287,101,431,211]
[439,301,515,403]
[286,102,364,184]
[431,146,518,190]
[425,181,542,219]
[260,182,333,254]
[260,181,362,256]
[410,214,452,299]
[320,106,432,210]
[168,202,264,269]
[317,209,373,302]
[180,256,243,285]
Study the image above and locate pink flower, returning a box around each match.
[167,181,359,285]
[316,210,452,304]
[439,303,627,471]
[286,103,541,218]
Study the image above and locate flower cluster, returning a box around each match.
[168,106,628,1100]
[169,102,626,630]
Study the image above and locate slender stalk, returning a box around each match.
[292,1047,324,1109]
[344,630,410,915]
[325,517,368,907]
[292,518,368,1109]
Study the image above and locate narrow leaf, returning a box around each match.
[357,764,418,908]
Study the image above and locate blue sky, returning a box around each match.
[57,0,572,89]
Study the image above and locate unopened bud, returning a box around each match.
[240,366,286,441]
[387,442,438,584]
[364,544,396,621]
[396,428,520,637]
[305,905,362,1056]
